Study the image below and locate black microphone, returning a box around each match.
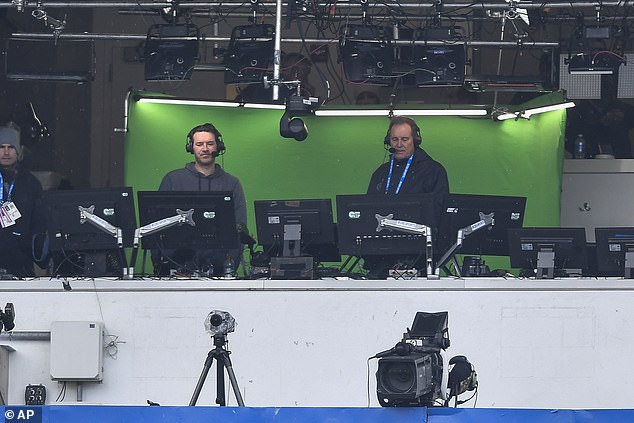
[388,147,396,153]
[211,151,220,157]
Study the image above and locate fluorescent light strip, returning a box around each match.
[136,97,286,110]
[495,102,575,121]
[569,70,614,75]
[523,101,575,118]
[315,109,488,117]
[137,98,241,107]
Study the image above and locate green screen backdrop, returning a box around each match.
[124,91,567,271]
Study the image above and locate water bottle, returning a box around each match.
[574,134,587,159]
[223,254,235,278]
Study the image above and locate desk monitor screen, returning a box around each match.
[43,187,137,251]
[336,193,436,256]
[137,191,238,251]
[508,227,587,276]
[595,227,634,277]
[440,193,526,256]
[254,198,339,262]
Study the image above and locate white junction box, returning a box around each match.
[50,321,104,381]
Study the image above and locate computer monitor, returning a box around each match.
[336,194,436,256]
[508,227,587,279]
[43,187,137,251]
[137,191,239,251]
[439,193,527,256]
[253,198,339,262]
[595,227,634,277]
[42,187,137,277]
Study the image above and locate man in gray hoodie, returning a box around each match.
[156,122,247,276]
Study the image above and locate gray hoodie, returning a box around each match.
[159,162,247,227]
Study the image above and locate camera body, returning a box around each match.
[375,312,449,407]
[205,310,236,337]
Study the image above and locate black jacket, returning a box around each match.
[0,165,45,277]
[367,147,449,227]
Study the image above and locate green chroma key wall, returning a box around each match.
[124,91,567,270]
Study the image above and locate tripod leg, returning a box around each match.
[216,355,226,406]
[218,353,245,406]
[189,352,214,406]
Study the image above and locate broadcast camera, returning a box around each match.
[375,311,450,407]
[374,311,478,407]
[0,303,15,334]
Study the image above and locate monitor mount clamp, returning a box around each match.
[434,212,495,278]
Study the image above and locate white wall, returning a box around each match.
[1,278,633,408]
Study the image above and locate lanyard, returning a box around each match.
[0,172,15,203]
[385,154,413,195]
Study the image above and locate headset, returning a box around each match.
[383,116,422,148]
[185,123,226,156]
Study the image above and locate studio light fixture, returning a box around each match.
[315,108,488,117]
[567,53,624,75]
[135,96,285,110]
[494,101,575,121]
[223,24,275,84]
[144,23,199,81]
[339,24,394,86]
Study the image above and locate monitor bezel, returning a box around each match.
[137,191,239,251]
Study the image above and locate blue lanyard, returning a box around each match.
[0,172,15,203]
[385,154,413,195]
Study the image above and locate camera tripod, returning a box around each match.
[189,334,245,406]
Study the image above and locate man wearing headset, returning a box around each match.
[365,116,449,277]
[0,123,45,278]
[156,123,247,276]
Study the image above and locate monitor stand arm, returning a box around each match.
[536,249,555,279]
[375,214,434,279]
[130,209,196,278]
[78,205,127,278]
[625,250,634,279]
[433,212,495,278]
[282,223,302,257]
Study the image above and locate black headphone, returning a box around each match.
[185,123,226,155]
[383,116,422,147]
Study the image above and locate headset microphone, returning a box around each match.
[388,148,396,154]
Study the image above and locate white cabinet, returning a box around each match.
[561,159,634,242]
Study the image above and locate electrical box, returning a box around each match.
[50,321,104,381]
[0,345,15,405]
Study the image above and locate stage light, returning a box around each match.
[144,23,199,81]
[339,25,394,86]
[567,53,623,75]
[413,45,466,86]
[223,24,275,84]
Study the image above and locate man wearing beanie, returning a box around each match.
[0,123,45,278]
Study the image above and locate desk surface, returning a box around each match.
[1,277,634,292]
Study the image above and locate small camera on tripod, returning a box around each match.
[205,310,236,337]
[0,303,15,334]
